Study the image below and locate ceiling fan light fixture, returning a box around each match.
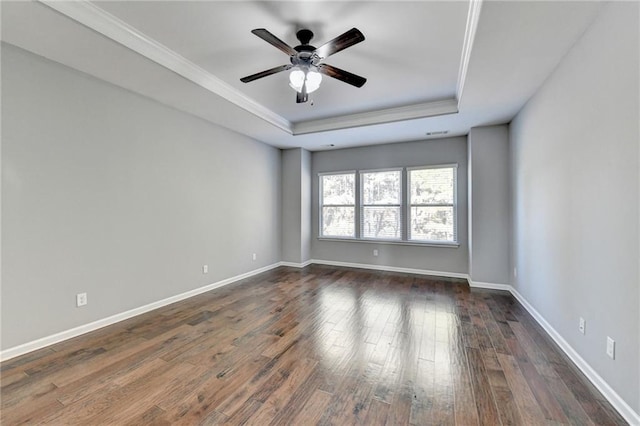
[289,67,322,94]
[241,27,366,103]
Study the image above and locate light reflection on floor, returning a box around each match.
[307,272,459,391]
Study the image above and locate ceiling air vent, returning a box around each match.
[426,130,449,137]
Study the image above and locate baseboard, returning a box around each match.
[308,259,469,280]
[0,262,282,362]
[279,260,313,268]
[468,280,512,291]
[510,287,640,425]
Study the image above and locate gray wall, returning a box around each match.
[510,2,639,413]
[1,44,282,350]
[300,149,311,263]
[468,125,510,285]
[281,148,311,264]
[311,138,468,274]
[281,149,302,263]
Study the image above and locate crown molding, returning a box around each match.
[457,0,483,104]
[39,0,293,134]
[38,0,480,136]
[292,98,459,135]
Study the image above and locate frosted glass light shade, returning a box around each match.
[289,68,322,93]
[305,71,322,93]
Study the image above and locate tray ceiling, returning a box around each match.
[1,1,602,150]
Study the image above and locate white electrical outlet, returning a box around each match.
[373,249,379,257]
[606,337,615,359]
[252,253,257,261]
[514,268,518,277]
[203,265,208,274]
[578,317,586,334]
[76,292,87,307]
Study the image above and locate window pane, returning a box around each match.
[410,206,455,242]
[322,207,355,237]
[362,206,401,239]
[361,171,401,204]
[322,174,355,205]
[410,168,454,204]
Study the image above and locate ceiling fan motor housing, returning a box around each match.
[296,29,314,45]
[291,51,319,68]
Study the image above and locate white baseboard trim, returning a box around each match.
[279,260,313,268]
[468,280,512,291]
[309,259,469,280]
[0,262,282,362]
[509,287,640,425]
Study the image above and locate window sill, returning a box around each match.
[317,237,460,248]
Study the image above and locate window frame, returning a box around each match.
[407,164,458,244]
[359,168,403,241]
[318,164,459,247]
[319,171,357,239]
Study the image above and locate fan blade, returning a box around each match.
[251,28,297,56]
[240,64,292,83]
[314,28,365,59]
[317,64,367,88]
[297,83,308,103]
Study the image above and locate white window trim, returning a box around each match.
[316,237,460,248]
[359,168,403,241]
[407,164,458,244]
[317,164,459,246]
[319,171,357,239]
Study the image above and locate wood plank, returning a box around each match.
[544,374,594,425]
[267,366,328,425]
[481,349,522,425]
[287,389,333,425]
[38,357,171,424]
[410,358,436,425]
[451,326,480,426]
[159,354,270,423]
[517,357,570,423]
[466,347,501,425]
[552,361,623,425]
[225,398,262,426]
[497,352,547,425]
[122,405,171,426]
[508,320,558,378]
[240,357,318,424]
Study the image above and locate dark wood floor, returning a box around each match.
[0,265,627,425]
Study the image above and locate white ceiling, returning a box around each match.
[1,1,602,150]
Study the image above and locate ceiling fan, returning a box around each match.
[240,27,367,104]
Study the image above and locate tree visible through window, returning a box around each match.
[361,170,401,239]
[320,173,355,237]
[318,165,457,244]
[408,166,456,242]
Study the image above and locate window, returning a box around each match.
[360,169,402,239]
[318,165,458,245]
[320,172,355,238]
[408,166,457,243]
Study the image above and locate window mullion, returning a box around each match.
[402,167,408,241]
[355,172,361,239]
